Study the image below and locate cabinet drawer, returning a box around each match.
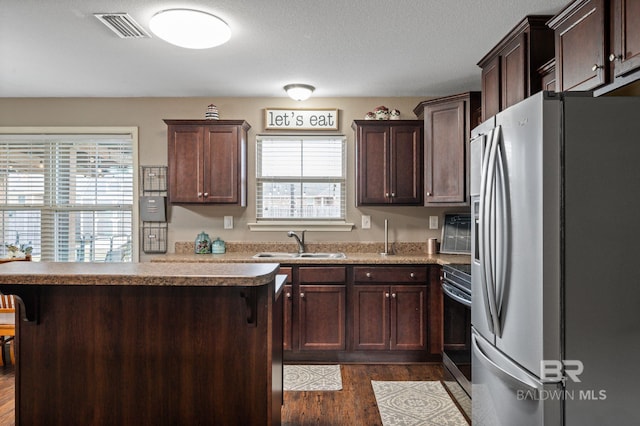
[353,266,428,283]
[279,266,293,284]
[299,267,346,283]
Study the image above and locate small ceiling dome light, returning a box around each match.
[149,9,231,49]
[284,84,315,101]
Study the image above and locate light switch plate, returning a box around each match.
[224,216,233,229]
[429,216,438,230]
[361,215,371,229]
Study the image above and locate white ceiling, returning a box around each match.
[0,0,568,98]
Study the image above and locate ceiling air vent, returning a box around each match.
[94,13,150,39]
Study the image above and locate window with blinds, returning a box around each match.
[0,131,135,262]
[256,135,346,221]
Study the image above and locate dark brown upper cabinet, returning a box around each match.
[477,15,555,121]
[165,120,249,205]
[550,0,640,94]
[548,0,608,92]
[414,92,481,206]
[353,120,423,206]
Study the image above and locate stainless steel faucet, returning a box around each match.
[287,231,306,253]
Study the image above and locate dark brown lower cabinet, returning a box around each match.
[353,285,427,351]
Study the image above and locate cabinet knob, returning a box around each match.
[286,292,291,299]
[197,192,203,197]
[426,191,432,197]
[203,192,208,197]
[300,292,305,298]
[592,64,603,72]
[366,272,372,278]
[609,53,621,62]
[410,272,415,278]
[385,192,390,197]
[385,292,390,298]
[391,293,397,298]
[391,192,395,197]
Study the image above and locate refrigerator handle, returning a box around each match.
[472,332,544,392]
[483,127,502,336]
[494,126,509,333]
[479,129,498,334]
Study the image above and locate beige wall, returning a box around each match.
[0,96,468,260]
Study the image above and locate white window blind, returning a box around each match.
[256,135,346,221]
[0,132,134,262]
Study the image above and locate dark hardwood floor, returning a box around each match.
[0,363,467,425]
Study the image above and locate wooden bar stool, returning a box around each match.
[0,294,16,366]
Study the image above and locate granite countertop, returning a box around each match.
[153,252,471,265]
[0,262,280,287]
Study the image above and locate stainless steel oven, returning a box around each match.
[441,263,472,413]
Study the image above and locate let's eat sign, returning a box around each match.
[264,108,339,130]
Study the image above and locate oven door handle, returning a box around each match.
[442,282,471,308]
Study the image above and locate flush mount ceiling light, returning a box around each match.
[149,9,231,49]
[284,84,315,101]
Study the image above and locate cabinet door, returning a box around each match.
[424,100,465,204]
[203,125,239,204]
[298,285,346,351]
[390,285,428,351]
[501,33,527,110]
[389,125,423,204]
[611,0,640,76]
[353,286,390,350]
[552,0,607,91]
[168,125,204,203]
[481,55,501,121]
[356,125,390,204]
[283,284,293,351]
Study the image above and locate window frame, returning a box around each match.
[0,127,139,261]
[250,134,353,232]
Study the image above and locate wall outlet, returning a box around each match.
[429,215,439,230]
[361,215,371,229]
[223,216,233,229]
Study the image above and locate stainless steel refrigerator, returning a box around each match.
[470,91,640,425]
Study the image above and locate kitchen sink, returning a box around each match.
[252,252,346,259]
[298,252,346,259]
[252,252,300,259]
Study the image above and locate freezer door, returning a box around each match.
[472,330,562,426]
[492,93,562,375]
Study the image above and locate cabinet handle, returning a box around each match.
[592,64,603,72]
[366,272,372,278]
[410,272,415,278]
[203,192,208,197]
[609,53,621,62]
[300,292,305,298]
[385,292,390,298]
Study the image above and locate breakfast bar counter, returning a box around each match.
[0,262,284,426]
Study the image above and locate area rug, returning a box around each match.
[372,381,468,426]
[283,364,342,391]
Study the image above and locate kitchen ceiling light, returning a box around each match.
[149,9,231,49]
[284,84,315,101]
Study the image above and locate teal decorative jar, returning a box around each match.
[211,237,226,254]
[195,231,211,254]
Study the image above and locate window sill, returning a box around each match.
[248,221,354,232]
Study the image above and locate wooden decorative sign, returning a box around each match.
[264,108,338,130]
